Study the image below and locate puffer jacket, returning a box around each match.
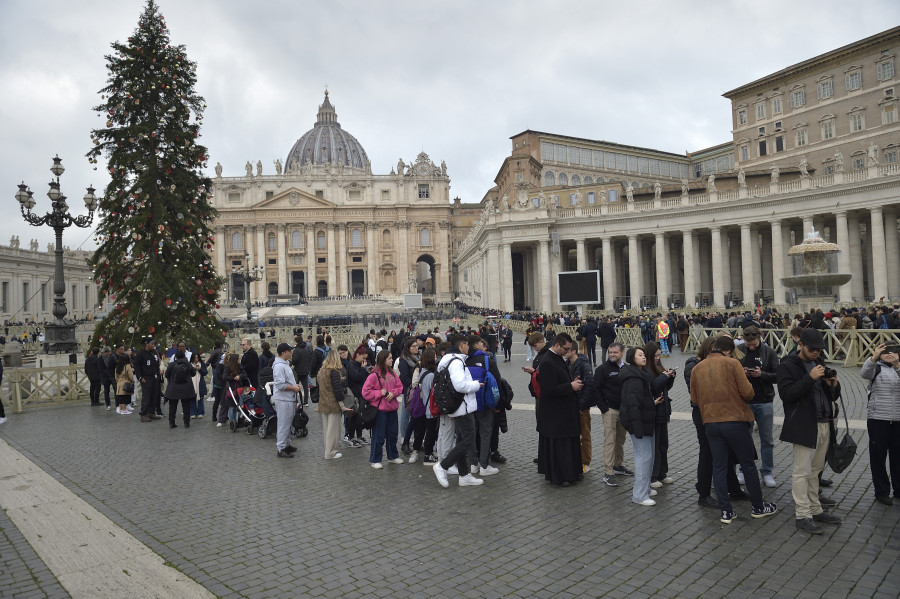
[317,366,345,415]
[291,342,313,376]
[618,364,656,439]
[164,357,196,400]
[861,358,900,420]
[689,352,754,424]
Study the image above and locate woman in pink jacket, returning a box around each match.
[362,349,405,469]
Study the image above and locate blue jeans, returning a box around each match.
[748,403,774,476]
[369,410,399,463]
[658,338,669,355]
[190,396,205,416]
[706,421,764,512]
[630,434,655,502]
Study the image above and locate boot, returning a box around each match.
[141,414,151,422]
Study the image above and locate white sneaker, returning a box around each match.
[433,463,449,488]
[448,465,459,475]
[763,474,777,488]
[479,465,500,476]
[216,423,223,427]
[634,498,656,506]
[116,409,126,415]
[459,474,484,486]
[206,397,214,402]
[389,458,404,464]
[371,462,383,469]
[470,464,479,474]
[737,471,745,485]
[330,453,343,459]
[650,481,663,488]
[408,452,418,464]
[0,417,6,424]
[662,477,675,484]
[650,489,658,497]
[106,405,111,411]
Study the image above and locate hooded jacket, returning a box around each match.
[438,350,481,417]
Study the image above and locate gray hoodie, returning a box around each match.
[861,357,900,420]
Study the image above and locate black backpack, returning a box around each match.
[433,356,465,415]
[173,360,192,384]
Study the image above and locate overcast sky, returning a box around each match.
[1,0,897,251]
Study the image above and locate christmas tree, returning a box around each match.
[87,0,224,349]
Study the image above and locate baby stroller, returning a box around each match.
[259,382,309,439]
[255,369,278,439]
[228,385,264,435]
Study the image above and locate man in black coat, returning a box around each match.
[290,334,312,405]
[84,348,102,405]
[135,338,162,422]
[100,347,115,408]
[776,328,842,535]
[580,318,599,366]
[592,342,632,486]
[598,317,617,364]
[240,338,260,389]
[740,326,780,488]
[535,333,584,487]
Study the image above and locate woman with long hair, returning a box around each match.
[318,348,353,459]
[114,352,134,415]
[618,347,662,506]
[361,349,404,469]
[642,341,676,489]
[398,337,420,455]
[217,353,249,427]
[189,351,208,420]
[411,348,438,464]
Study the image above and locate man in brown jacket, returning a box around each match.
[690,335,778,524]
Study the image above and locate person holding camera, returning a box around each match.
[861,343,900,505]
[777,328,843,535]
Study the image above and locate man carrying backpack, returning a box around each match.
[164,349,196,429]
[466,335,503,477]
[433,334,484,488]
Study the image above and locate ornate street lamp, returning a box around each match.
[231,253,264,323]
[16,155,97,353]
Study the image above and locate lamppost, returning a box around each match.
[231,253,264,323]
[15,155,97,353]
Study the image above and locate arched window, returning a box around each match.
[231,232,243,250]
[420,228,431,246]
[267,232,276,251]
[382,229,392,248]
[583,175,593,184]
[268,282,278,295]
[317,231,326,249]
[558,172,568,186]
[544,171,555,186]
[351,228,362,247]
[571,174,581,186]
[317,280,328,298]
[291,230,302,248]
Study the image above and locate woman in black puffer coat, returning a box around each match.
[164,350,197,429]
[618,347,662,506]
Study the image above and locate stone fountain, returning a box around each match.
[781,226,852,310]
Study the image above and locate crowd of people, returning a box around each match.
[50,304,900,533]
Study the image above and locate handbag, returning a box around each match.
[826,394,857,474]
[123,382,135,394]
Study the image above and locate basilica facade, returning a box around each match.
[210,92,463,303]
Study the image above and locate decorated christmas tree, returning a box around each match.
[87,0,223,348]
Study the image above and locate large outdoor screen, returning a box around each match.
[557,270,601,305]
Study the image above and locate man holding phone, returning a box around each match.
[740,326,780,487]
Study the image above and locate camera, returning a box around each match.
[823,367,837,379]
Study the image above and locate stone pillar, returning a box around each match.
[576,237,587,313]
[254,225,266,301]
[884,209,900,299]
[326,224,337,297]
[277,224,287,295]
[366,224,378,295]
[438,220,452,296]
[682,230,696,308]
[654,233,669,309]
[502,242,514,312]
[848,214,864,300]
[628,234,640,311]
[740,224,754,307]
[306,225,316,298]
[802,216,814,238]
[771,220,786,305]
[336,224,347,296]
[489,244,502,309]
[870,207,889,301]
[601,237,614,310]
[835,212,852,303]
[397,222,410,294]
[711,226,724,308]
[538,240,551,314]
[722,230,733,300]
[215,226,226,283]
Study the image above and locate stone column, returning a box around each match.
[214,226,226,283]
[802,216,814,238]
[438,220,451,296]
[654,233,669,309]
[366,224,378,295]
[884,209,900,299]
[277,224,287,295]
[326,224,337,297]
[601,237,614,310]
[682,230,696,308]
[489,244,502,308]
[870,207,889,301]
[771,220,786,305]
[254,225,266,301]
[834,212,852,303]
[847,214,864,300]
[711,226,724,308]
[576,237,587,312]
[336,223,347,296]
[740,224,755,307]
[306,225,316,298]
[538,240,551,314]
[628,234,640,311]
[502,242,514,312]
[397,222,410,294]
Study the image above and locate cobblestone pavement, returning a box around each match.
[0,348,897,598]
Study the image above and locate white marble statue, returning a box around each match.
[29,239,38,251]
[256,160,263,177]
[397,158,405,176]
[245,161,253,177]
[867,143,879,166]
[441,160,447,177]
[653,182,661,199]
[681,179,689,195]
[798,156,809,177]
[625,183,634,201]
[834,149,844,172]
[737,169,746,187]
[500,194,510,211]
[572,191,582,206]
[707,174,716,192]
[214,162,222,178]
[408,273,417,293]
[274,159,283,175]
[770,166,780,183]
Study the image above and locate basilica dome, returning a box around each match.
[285,91,370,171]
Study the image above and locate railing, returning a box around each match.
[845,169,869,183]
[881,163,900,176]
[7,365,89,413]
[607,203,627,214]
[634,200,654,211]
[556,209,576,219]
[661,198,681,209]
[684,327,900,366]
[749,185,769,198]
[810,174,833,187]
[778,180,801,193]
[690,193,710,205]
[717,189,738,201]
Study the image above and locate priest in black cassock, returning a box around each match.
[536,333,585,487]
